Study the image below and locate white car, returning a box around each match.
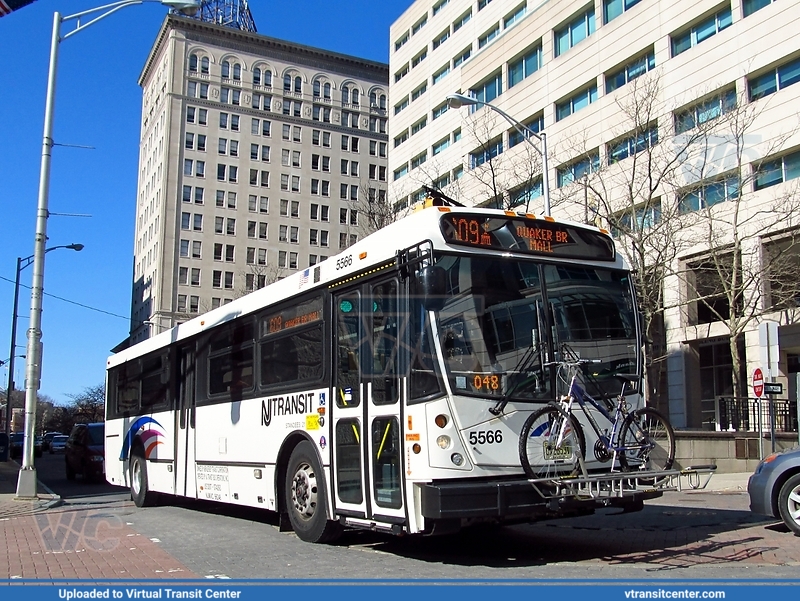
[49,435,69,454]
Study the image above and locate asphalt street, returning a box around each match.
[11,452,797,581]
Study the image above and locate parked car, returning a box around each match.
[42,431,60,451]
[49,434,69,454]
[748,445,800,536]
[65,423,105,482]
[9,432,43,459]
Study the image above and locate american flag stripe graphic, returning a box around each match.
[0,0,37,18]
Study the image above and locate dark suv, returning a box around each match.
[65,423,105,482]
[9,432,43,459]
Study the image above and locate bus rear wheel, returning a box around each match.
[285,441,342,544]
[130,451,158,508]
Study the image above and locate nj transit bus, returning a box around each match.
[104,205,642,543]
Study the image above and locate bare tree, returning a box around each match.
[672,92,800,402]
[234,262,282,299]
[567,73,713,410]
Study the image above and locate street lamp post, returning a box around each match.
[5,245,83,443]
[446,93,551,216]
[16,0,201,498]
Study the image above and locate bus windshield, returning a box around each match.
[434,254,639,402]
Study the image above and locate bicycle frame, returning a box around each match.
[556,373,636,471]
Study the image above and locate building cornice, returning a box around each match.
[140,15,389,87]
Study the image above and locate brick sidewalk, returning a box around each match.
[0,460,199,580]
[0,503,200,580]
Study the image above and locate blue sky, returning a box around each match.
[0,0,409,406]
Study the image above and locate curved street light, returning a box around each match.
[17,0,201,498]
[446,93,551,216]
[5,245,83,442]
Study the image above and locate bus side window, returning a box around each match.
[370,280,399,406]
[336,293,361,408]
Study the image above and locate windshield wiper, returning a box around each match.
[489,341,542,416]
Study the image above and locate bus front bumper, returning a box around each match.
[418,477,662,520]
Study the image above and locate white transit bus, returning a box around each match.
[105,204,646,543]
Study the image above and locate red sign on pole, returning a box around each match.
[753,368,764,398]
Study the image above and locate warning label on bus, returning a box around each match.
[197,464,230,502]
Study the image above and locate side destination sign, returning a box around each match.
[440,213,615,261]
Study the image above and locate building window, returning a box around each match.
[749,56,800,101]
[606,49,655,93]
[393,164,408,181]
[675,87,736,133]
[192,241,202,259]
[754,149,800,190]
[504,3,526,29]
[432,102,449,121]
[611,200,662,236]
[394,130,409,148]
[556,84,598,121]
[433,0,449,15]
[743,0,774,16]
[433,29,450,50]
[432,136,450,156]
[555,7,595,57]
[432,65,450,85]
[603,0,641,24]
[508,44,541,88]
[394,31,409,51]
[671,7,732,57]
[454,9,471,31]
[679,174,740,213]
[453,47,471,68]
[509,179,543,207]
[557,152,600,187]
[411,83,427,102]
[411,117,427,135]
[508,114,543,147]
[471,71,502,104]
[394,96,409,115]
[471,138,503,168]
[607,124,659,164]
[478,24,500,48]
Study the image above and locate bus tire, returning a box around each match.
[130,451,158,508]
[285,441,342,544]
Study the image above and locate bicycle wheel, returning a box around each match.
[519,405,586,480]
[618,407,675,472]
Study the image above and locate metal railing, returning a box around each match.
[715,396,798,433]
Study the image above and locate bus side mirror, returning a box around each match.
[417,265,446,311]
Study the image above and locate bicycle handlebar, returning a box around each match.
[542,359,601,368]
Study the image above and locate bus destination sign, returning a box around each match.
[263,297,323,336]
[440,214,615,261]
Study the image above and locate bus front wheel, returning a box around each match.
[130,451,158,508]
[285,441,342,543]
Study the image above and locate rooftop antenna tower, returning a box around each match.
[185,0,257,32]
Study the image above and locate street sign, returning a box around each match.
[753,368,764,398]
[764,382,783,395]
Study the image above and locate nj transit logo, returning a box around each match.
[119,417,166,460]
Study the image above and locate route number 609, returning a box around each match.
[468,430,503,445]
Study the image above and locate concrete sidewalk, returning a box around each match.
[0,458,61,519]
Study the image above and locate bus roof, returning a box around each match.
[107,206,623,369]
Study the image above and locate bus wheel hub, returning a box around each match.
[291,462,317,519]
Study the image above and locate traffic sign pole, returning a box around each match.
[753,368,764,461]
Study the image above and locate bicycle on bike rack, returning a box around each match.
[518,359,675,481]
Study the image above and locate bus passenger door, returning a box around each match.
[332,279,404,524]
[332,288,367,517]
[174,345,197,498]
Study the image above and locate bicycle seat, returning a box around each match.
[613,374,640,385]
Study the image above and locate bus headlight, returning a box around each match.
[436,435,451,449]
[435,414,449,428]
[451,453,464,466]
